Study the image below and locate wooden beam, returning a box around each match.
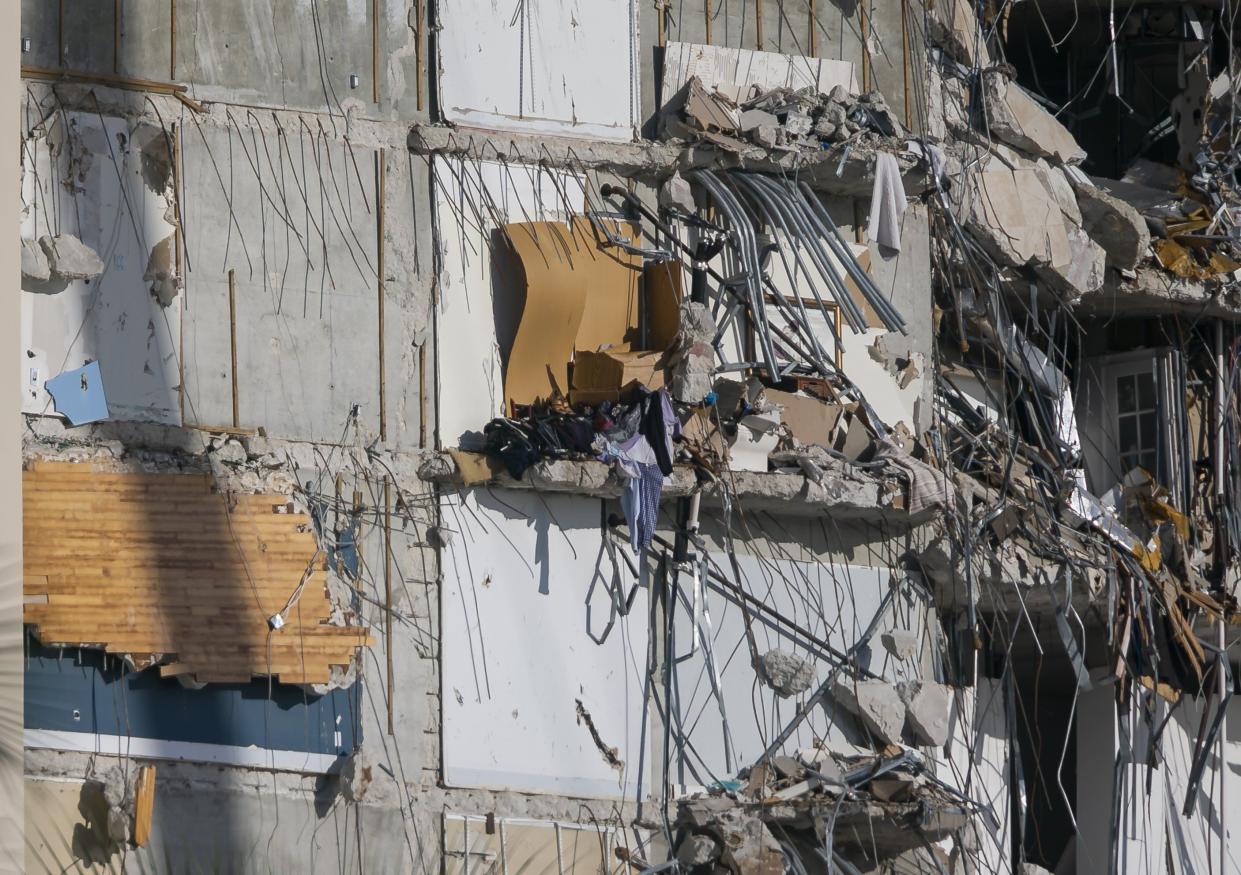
[228,268,239,429]
[809,0,817,56]
[377,149,387,442]
[22,66,189,97]
[170,0,176,80]
[705,0,713,45]
[384,476,394,736]
[755,0,764,50]
[372,0,380,104]
[133,766,157,847]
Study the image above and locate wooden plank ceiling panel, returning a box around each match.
[23,461,372,685]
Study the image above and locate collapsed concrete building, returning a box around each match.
[11,0,1241,872]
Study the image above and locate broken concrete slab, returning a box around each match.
[739,108,778,132]
[1072,179,1152,270]
[960,166,1105,298]
[980,72,1086,165]
[898,681,952,747]
[832,678,905,745]
[39,234,104,281]
[757,649,815,698]
[880,629,920,661]
[676,833,721,867]
[21,237,50,283]
[926,0,991,68]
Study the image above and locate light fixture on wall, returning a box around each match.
[20,37,31,53]
[349,74,360,90]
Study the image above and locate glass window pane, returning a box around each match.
[1139,414,1157,451]
[1117,375,1136,412]
[1138,372,1156,409]
[1140,451,1158,475]
[1119,416,1138,453]
[1121,452,1138,472]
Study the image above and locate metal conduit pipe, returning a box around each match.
[726,174,835,373]
[691,170,783,378]
[599,183,832,377]
[793,179,907,333]
[745,173,870,334]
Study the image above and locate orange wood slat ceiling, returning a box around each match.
[23,461,372,685]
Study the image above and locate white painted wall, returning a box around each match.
[440,488,647,799]
[668,551,933,787]
[437,0,639,141]
[432,156,585,447]
[935,679,1012,875]
[20,113,181,425]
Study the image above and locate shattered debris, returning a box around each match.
[39,233,104,282]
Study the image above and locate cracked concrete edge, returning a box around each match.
[407,123,933,196]
[419,452,934,524]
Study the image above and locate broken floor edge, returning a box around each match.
[420,451,934,524]
[408,123,932,196]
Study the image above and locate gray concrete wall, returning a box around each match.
[17,2,938,873]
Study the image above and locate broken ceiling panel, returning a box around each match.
[23,462,371,686]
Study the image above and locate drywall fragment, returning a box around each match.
[676,834,721,867]
[45,361,109,426]
[658,171,696,214]
[39,234,104,281]
[832,678,905,745]
[21,238,50,283]
[99,765,133,845]
[1072,179,1152,270]
[880,628,919,660]
[144,233,179,307]
[668,300,716,403]
[340,745,375,803]
[757,649,815,698]
[980,72,1086,165]
[899,681,952,747]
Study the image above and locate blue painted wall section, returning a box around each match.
[24,635,359,756]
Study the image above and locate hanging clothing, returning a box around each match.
[639,388,680,476]
[867,151,908,253]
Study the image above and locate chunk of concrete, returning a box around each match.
[739,108,778,132]
[676,833,721,867]
[659,171,696,214]
[758,649,815,698]
[1072,180,1152,270]
[712,809,784,875]
[21,238,50,283]
[39,234,105,281]
[898,681,952,747]
[980,72,1087,165]
[960,166,1105,298]
[880,628,919,660]
[832,678,905,745]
